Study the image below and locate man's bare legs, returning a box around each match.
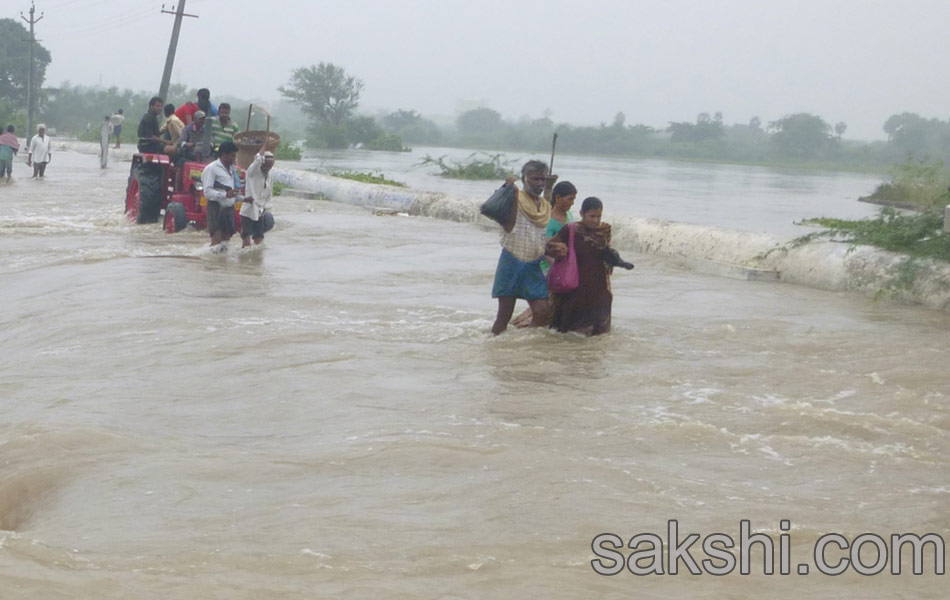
[527,298,551,327]
[493,297,550,334]
[492,297,517,335]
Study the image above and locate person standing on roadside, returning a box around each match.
[201,140,242,252]
[110,109,124,148]
[0,125,19,182]
[240,144,275,247]
[27,124,51,178]
[137,97,166,154]
[99,116,113,168]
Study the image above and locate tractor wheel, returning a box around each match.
[164,202,187,233]
[124,177,140,223]
[135,164,164,224]
[261,211,275,233]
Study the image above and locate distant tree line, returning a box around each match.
[6,41,950,173]
[382,107,950,170]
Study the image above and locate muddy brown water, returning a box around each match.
[0,150,946,598]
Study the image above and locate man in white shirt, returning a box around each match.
[110,109,124,148]
[240,145,275,247]
[27,124,51,178]
[200,140,242,251]
[100,116,113,168]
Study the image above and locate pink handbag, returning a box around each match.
[548,223,579,293]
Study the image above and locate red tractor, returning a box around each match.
[124,153,246,234]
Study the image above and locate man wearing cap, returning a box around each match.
[200,140,242,251]
[178,110,213,164]
[240,144,276,247]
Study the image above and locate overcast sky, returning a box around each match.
[8,0,950,140]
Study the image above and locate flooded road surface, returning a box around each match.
[0,150,947,598]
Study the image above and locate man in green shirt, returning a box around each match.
[209,103,239,154]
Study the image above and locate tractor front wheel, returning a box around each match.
[164,202,187,233]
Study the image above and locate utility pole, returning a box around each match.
[21,1,43,143]
[158,2,198,102]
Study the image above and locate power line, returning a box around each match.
[46,2,155,40]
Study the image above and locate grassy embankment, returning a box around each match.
[331,170,406,187]
[793,159,950,265]
[418,153,516,180]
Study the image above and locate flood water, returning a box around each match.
[300,145,883,237]
[0,149,947,598]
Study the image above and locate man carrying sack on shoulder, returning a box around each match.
[489,159,557,335]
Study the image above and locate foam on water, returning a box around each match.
[269,163,950,312]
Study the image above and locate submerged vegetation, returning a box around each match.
[418,153,516,180]
[331,170,406,187]
[860,159,950,209]
[274,141,301,161]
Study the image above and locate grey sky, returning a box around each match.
[14,0,950,140]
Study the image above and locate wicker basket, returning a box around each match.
[233,130,280,169]
[233,104,280,168]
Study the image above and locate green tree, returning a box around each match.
[383,109,422,130]
[456,108,504,135]
[834,121,847,139]
[279,62,363,133]
[345,115,383,145]
[668,112,724,143]
[0,18,52,121]
[881,113,950,157]
[382,109,440,144]
[768,113,832,158]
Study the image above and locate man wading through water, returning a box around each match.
[490,160,557,335]
[201,141,241,252]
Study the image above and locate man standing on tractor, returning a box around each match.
[137,97,166,154]
[209,102,239,154]
[201,140,242,252]
[175,88,217,126]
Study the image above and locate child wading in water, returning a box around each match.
[546,197,633,336]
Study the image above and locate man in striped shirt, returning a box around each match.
[209,103,240,155]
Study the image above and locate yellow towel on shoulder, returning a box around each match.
[517,189,551,227]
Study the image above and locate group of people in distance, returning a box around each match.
[490,160,634,337]
[133,88,238,163]
[132,89,275,252]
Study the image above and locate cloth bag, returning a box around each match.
[480,184,516,225]
[548,223,579,293]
